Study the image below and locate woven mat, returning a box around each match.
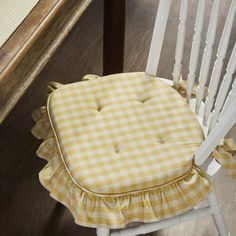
[0,0,39,48]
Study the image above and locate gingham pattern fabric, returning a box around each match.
[48,73,206,194]
[32,72,212,228]
[213,139,236,179]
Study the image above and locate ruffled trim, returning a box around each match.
[32,81,212,228]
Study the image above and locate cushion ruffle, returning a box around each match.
[32,104,212,228]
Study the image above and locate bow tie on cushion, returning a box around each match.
[173,78,208,98]
[213,139,236,180]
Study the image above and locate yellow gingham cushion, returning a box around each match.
[32,72,211,228]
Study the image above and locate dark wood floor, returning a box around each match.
[0,1,235,236]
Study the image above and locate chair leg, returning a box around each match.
[207,189,229,236]
[96,228,110,236]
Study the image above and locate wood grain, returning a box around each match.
[0,1,235,236]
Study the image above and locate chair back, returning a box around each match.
[145,0,236,165]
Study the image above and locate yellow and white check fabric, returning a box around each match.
[213,139,236,179]
[32,72,212,228]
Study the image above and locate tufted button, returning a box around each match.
[97,106,102,112]
[140,97,151,103]
[113,144,119,154]
[96,101,103,111]
[158,138,166,144]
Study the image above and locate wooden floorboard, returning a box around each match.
[0,1,235,235]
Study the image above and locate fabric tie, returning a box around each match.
[213,139,236,179]
[173,78,207,98]
[47,81,63,95]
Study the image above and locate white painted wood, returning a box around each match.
[189,98,209,136]
[207,158,222,176]
[186,0,205,103]
[220,78,236,119]
[145,0,172,76]
[97,228,110,236]
[209,43,236,132]
[189,98,223,177]
[172,0,188,86]
[195,99,236,166]
[195,0,221,114]
[203,0,236,125]
[207,188,229,236]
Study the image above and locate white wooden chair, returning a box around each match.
[31,0,236,235]
[97,0,236,235]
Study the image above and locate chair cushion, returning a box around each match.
[32,72,211,228]
[48,72,204,194]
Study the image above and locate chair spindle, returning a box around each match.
[209,43,236,132]
[220,77,236,119]
[186,0,206,103]
[172,0,189,86]
[145,0,172,77]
